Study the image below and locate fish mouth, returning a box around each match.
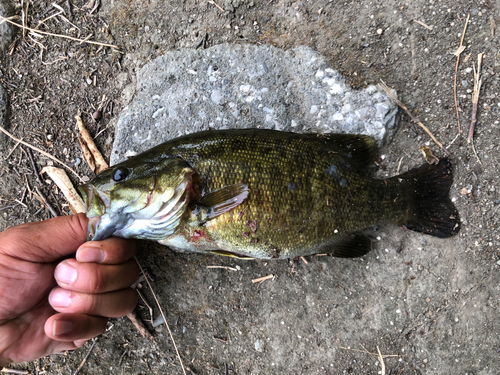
[78,184,116,241]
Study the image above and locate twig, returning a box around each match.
[126,308,154,340]
[34,186,58,217]
[0,125,83,182]
[454,13,470,133]
[468,53,483,143]
[0,368,29,374]
[413,19,432,30]
[470,138,482,165]
[207,265,239,271]
[208,1,225,12]
[378,81,450,156]
[0,15,119,50]
[25,147,44,186]
[134,257,187,375]
[72,339,97,375]
[252,274,274,284]
[377,346,386,375]
[300,256,308,264]
[4,139,22,159]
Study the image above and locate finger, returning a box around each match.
[0,213,88,262]
[44,313,108,342]
[49,287,138,318]
[54,258,140,293]
[76,237,140,264]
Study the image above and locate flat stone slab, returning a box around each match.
[111,44,397,165]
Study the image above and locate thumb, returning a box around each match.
[0,213,88,262]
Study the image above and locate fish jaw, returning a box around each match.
[78,168,195,242]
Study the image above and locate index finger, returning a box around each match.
[0,213,88,262]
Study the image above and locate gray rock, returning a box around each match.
[0,83,9,149]
[0,0,14,58]
[111,44,398,165]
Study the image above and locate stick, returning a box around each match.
[454,13,470,133]
[207,265,239,271]
[134,257,187,375]
[0,125,84,182]
[25,147,43,186]
[467,53,483,143]
[0,368,29,374]
[126,309,154,340]
[300,256,308,264]
[378,81,450,156]
[34,186,59,217]
[72,339,97,375]
[0,15,119,50]
[208,1,225,12]
[252,274,274,284]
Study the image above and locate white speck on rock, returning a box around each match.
[211,90,224,105]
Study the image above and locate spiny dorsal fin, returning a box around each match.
[196,183,249,220]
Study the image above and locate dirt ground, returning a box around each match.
[1,0,499,374]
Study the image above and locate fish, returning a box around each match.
[78,129,460,259]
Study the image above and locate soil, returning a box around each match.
[1,0,499,374]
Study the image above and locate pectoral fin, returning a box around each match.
[330,233,372,258]
[196,183,249,220]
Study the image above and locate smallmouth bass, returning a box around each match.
[78,129,460,259]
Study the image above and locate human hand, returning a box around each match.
[0,213,139,366]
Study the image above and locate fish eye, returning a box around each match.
[112,167,129,182]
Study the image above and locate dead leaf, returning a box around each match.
[419,146,439,165]
[75,115,108,175]
[41,167,86,214]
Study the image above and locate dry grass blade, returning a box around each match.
[76,115,108,175]
[467,53,483,144]
[0,15,119,49]
[378,81,449,156]
[41,167,86,213]
[207,265,239,271]
[0,124,84,182]
[34,186,58,217]
[134,257,187,375]
[454,13,470,133]
[377,346,386,375]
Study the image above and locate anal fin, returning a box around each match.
[330,233,372,258]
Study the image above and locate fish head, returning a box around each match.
[78,156,196,242]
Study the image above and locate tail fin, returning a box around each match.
[399,157,460,238]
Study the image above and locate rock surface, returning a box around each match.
[111,44,397,165]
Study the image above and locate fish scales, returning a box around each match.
[79,129,460,259]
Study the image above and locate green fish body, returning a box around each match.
[79,129,460,259]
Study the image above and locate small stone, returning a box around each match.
[418,264,424,271]
[74,158,81,167]
[93,110,102,120]
[254,340,263,352]
[377,28,383,35]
